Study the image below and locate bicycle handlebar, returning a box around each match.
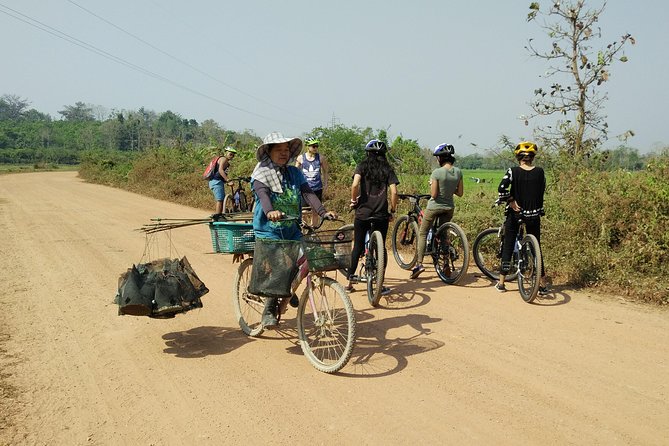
[398,193,431,200]
[280,213,343,231]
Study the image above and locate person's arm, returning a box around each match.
[350,173,361,208]
[389,183,398,213]
[454,177,464,197]
[253,179,283,220]
[430,176,439,199]
[300,183,326,216]
[320,154,329,192]
[218,158,230,182]
[295,154,303,169]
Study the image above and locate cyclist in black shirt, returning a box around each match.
[495,141,549,294]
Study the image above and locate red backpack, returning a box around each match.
[202,155,222,180]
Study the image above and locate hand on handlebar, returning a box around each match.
[267,210,285,222]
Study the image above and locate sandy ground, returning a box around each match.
[0,171,667,446]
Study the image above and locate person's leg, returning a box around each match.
[210,180,225,217]
[347,219,370,289]
[411,208,437,278]
[497,213,519,291]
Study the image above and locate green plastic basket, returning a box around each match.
[209,222,255,253]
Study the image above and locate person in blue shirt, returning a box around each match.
[250,132,336,327]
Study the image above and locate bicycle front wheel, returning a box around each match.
[223,194,235,214]
[432,222,469,284]
[391,215,419,270]
[232,258,264,336]
[517,234,542,303]
[367,230,386,307]
[297,277,356,373]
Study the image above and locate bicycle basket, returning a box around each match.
[209,222,255,253]
[248,238,301,298]
[303,228,353,272]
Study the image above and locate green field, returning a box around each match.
[0,164,79,175]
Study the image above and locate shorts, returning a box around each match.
[209,179,225,201]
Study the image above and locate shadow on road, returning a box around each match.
[161,326,254,358]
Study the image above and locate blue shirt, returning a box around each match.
[252,166,306,241]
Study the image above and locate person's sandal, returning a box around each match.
[494,282,506,292]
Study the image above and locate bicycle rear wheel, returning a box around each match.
[238,192,249,212]
[517,234,542,303]
[432,222,469,284]
[472,228,518,281]
[334,224,354,277]
[391,215,419,270]
[366,230,386,307]
[297,277,356,373]
[232,258,264,336]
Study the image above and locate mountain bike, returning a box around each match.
[232,216,356,373]
[472,201,542,303]
[334,222,385,307]
[223,177,251,213]
[391,193,469,284]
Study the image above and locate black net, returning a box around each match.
[248,239,301,298]
[115,257,208,317]
[304,228,353,272]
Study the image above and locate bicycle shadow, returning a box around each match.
[161,326,254,358]
[531,286,572,306]
[337,313,445,378]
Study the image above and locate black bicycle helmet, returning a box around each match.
[365,139,388,153]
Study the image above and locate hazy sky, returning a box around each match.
[1,0,666,154]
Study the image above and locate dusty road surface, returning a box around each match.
[0,171,667,445]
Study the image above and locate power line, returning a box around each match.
[0,3,298,126]
[66,0,302,118]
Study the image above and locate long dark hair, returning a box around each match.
[359,151,393,186]
[437,154,456,166]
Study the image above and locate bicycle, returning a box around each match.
[232,216,356,373]
[223,177,251,213]
[390,193,469,284]
[334,222,385,307]
[472,200,542,303]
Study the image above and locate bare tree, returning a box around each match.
[525,1,635,156]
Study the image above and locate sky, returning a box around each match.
[1,0,667,155]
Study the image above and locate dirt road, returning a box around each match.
[0,171,667,445]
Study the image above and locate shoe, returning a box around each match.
[210,213,223,221]
[410,264,425,279]
[381,286,392,296]
[289,293,299,308]
[538,286,551,296]
[494,282,506,293]
[345,284,354,292]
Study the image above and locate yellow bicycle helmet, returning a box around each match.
[514,141,538,156]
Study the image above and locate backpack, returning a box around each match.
[202,156,222,180]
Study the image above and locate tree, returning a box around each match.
[0,94,31,120]
[58,102,95,121]
[525,1,635,156]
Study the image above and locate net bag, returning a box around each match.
[303,228,353,272]
[248,239,301,298]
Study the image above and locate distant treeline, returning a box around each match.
[0,93,656,171]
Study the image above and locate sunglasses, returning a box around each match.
[519,152,535,158]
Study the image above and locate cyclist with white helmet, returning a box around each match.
[410,143,464,279]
